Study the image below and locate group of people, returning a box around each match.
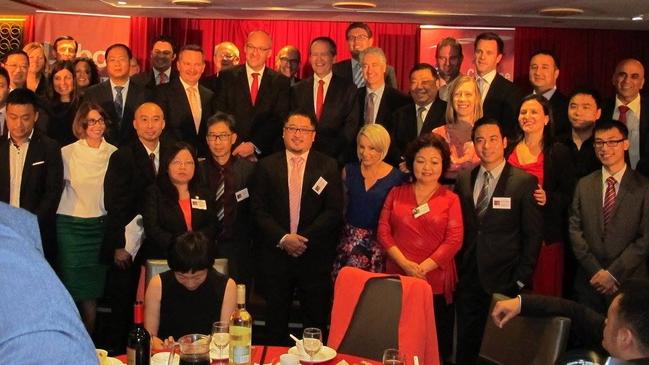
[2,21,649,365]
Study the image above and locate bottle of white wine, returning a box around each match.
[229,284,252,365]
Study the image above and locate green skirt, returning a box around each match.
[57,214,108,301]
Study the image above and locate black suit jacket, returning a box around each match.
[601,95,649,177]
[540,143,577,242]
[291,75,360,164]
[101,139,172,262]
[332,59,398,89]
[131,68,179,90]
[83,79,152,146]
[455,163,543,294]
[154,78,214,154]
[200,73,220,94]
[142,184,218,260]
[214,65,290,156]
[391,98,447,160]
[482,73,522,139]
[251,150,343,271]
[547,90,570,137]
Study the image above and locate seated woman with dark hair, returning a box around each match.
[144,231,237,351]
[143,141,218,260]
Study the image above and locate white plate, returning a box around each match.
[288,346,337,363]
[151,352,180,365]
[106,357,125,365]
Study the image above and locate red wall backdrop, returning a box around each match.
[129,17,419,91]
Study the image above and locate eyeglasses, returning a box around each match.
[245,44,271,53]
[594,139,626,148]
[86,118,105,126]
[347,34,369,42]
[206,133,232,141]
[284,126,315,134]
[170,160,195,167]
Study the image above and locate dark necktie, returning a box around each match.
[158,72,168,85]
[603,176,617,229]
[416,106,426,135]
[475,171,492,219]
[215,168,225,222]
[149,153,157,175]
[114,86,124,122]
[316,80,325,121]
[618,105,630,124]
[365,92,376,124]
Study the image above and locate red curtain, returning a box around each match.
[22,15,35,44]
[514,27,649,99]
[129,17,419,91]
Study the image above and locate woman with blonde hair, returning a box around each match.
[332,124,405,280]
[22,42,48,97]
[432,75,482,181]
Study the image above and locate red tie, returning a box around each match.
[316,80,325,120]
[250,72,260,106]
[603,176,617,230]
[618,105,630,124]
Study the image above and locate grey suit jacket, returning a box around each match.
[569,167,649,282]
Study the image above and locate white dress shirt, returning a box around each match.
[365,84,385,123]
[143,141,161,174]
[8,130,34,207]
[601,164,627,204]
[473,159,507,205]
[477,69,497,102]
[246,63,265,90]
[109,79,130,118]
[313,72,333,112]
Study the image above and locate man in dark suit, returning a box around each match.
[214,31,290,159]
[529,50,570,136]
[197,112,255,288]
[473,32,522,139]
[601,59,648,176]
[569,120,649,314]
[0,67,8,136]
[332,22,397,89]
[84,43,151,147]
[155,44,214,155]
[0,88,63,265]
[454,117,543,365]
[131,35,178,90]
[391,63,447,163]
[252,112,342,344]
[2,50,28,91]
[291,36,359,165]
[200,41,240,94]
[101,102,169,353]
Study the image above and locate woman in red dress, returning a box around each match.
[377,133,463,360]
[507,94,576,296]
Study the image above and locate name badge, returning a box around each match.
[492,197,511,210]
[235,188,249,202]
[191,198,207,210]
[312,177,328,195]
[412,203,430,218]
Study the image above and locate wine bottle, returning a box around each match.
[229,284,252,365]
[127,301,150,365]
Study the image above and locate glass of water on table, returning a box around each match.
[302,327,323,363]
[382,348,404,365]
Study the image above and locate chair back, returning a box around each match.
[145,258,229,286]
[478,294,571,365]
[337,276,402,360]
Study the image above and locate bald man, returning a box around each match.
[602,59,649,176]
[214,30,290,159]
[275,45,301,85]
[101,101,172,352]
[201,41,241,93]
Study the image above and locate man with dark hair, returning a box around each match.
[529,49,570,136]
[601,59,648,176]
[0,67,9,136]
[2,50,29,91]
[84,43,151,146]
[291,37,359,165]
[454,116,542,365]
[196,112,255,288]
[214,30,290,160]
[392,63,447,163]
[436,37,464,102]
[0,88,63,265]
[473,32,522,139]
[332,22,397,88]
[155,44,213,153]
[52,35,78,61]
[569,119,649,314]
[132,35,178,89]
[252,112,342,344]
[492,279,649,362]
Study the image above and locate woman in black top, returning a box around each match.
[144,231,237,350]
[46,61,80,146]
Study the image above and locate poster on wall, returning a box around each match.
[34,12,130,72]
[419,26,516,81]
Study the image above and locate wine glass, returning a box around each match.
[302,327,323,363]
[211,321,230,360]
[382,348,404,365]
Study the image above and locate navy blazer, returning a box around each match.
[391,98,447,159]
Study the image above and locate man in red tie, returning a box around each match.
[132,35,178,90]
[252,111,342,345]
[601,59,648,176]
[569,119,649,314]
[290,37,360,165]
[214,30,290,160]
